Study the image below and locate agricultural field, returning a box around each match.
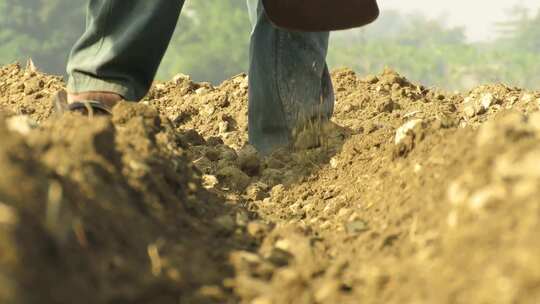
[1,63,539,303]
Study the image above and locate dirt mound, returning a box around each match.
[0,63,62,122]
[0,95,255,303]
[146,72,249,150]
[1,63,540,303]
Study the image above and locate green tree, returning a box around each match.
[0,0,85,74]
[1,2,539,90]
[497,7,540,52]
[328,9,540,90]
[158,1,251,83]
[0,0,251,84]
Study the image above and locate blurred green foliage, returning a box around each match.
[328,9,540,90]
[0,1,250,84]
[0,0,539,90]
[157,1,250,84]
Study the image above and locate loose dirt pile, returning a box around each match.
[1,63,539,304]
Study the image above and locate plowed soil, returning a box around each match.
[1,63,539,304]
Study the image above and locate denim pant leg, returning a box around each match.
[247,0,334,154]
[67,0,185,101]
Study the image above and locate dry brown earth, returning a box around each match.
[1,63,540,303]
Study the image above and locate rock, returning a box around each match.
[363,121,381,134]
[204,147,220,162]
[247,221,270,239]
[404,111,423,119]
[245,182,269,201]
[363,75,379,84]
[217,159,236,171]
[208,93,230,108]
[514,180,538,200]
[379,69,406,86]
[261,169,283,186]
[447,181,469,206]
[197,286,226,301]
[237,145,261,176]
[215,214,236,233]
[315,280,340,303]
[240,77,249,90]
[476,111,528,147]
[436,113,457,129]
[520,93,535,103]
[172,73,191,84]
[330,157,339,169]
[230,250,263,265]
[270,184,286,197]
[0,202,18,225]
[23,78,44,95]
[529,112,540,133]
[447,210,459,228]
[273,269,302,286]
[182,129,206,146]
[6,115,37,135]
[395,119,424,145]
[266,248,293,267]
[25,58,38,72]
[251,297,272,304]
[203,105,216,116]
[495,150,540,180]
[463,106,476,118]
[154,83,166,91]
[342,104,353,113]
[462,97,479,118]
[319,221,332,229]
[217,166,251,191]
[195,87,209,95]
[508,95,519,105]
[480,93,495,110]
[468,185,507,211]
[265,157,285,169]
[218,121,230,134]
[232,73,247,84]
[202,175,219,189]
[345,220,369,235]
[377,96,399,113]
[274,239,292,251]
[463,93,497,118]
[193,157,213,174]
[337,208,353,219]
[218,146,238,161]
[206,136,224,146]
[235,211,249,227]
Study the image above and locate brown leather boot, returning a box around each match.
[53,90,122,117]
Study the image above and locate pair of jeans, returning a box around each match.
[67,0,334,154]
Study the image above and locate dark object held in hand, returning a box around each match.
[262,0,380,31]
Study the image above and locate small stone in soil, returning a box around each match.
[247,221,270,239]
[215,214,236,233]
[237,145,261,176]
[346,220,369,235]
[6,115,37,135]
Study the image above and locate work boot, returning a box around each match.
[53,90,122,117]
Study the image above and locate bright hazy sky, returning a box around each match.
[381,0,540,41]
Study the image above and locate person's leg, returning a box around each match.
[67,0,185,104]
[247,0,334,154]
